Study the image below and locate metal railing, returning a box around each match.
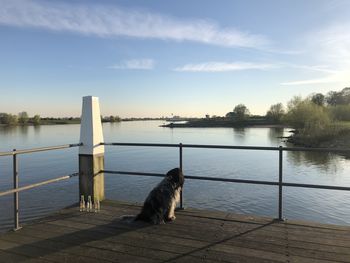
[0,143,81,230]
[102,142,350,221]
[1,141,350,231]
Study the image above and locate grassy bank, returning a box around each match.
[287,121,350,148]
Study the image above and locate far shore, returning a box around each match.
[160,118,286,129]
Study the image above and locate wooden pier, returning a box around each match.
[0,200,350,263]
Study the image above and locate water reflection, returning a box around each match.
[268,128,284,144]
[0,125,17,135]
[33,125,41,135]
[19,125,29,136]
[287,150,340,173]
[233,127,246,143]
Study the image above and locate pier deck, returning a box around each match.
[0,200,350,262]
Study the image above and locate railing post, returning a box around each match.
[278,146,284,221]
[79,96,105,203]
[179,143,183,209]
[13,149,21,231]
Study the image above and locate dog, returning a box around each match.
[135,168,184,224]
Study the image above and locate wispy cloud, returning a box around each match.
[109,59,155,70]
[0,0,269,49]
[281,22,350,86]
[281,69,350,86]
[174,62,276,72]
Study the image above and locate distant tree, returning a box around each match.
[311,93,325,106]
[266,103,285,123]
[326,88,350,106]
[233,104,250,121]
[225,111,236,119]
[326,91,341,106]
[33,115,41,125]
[18,111,29,124]
[8,114,18,125]
[109,115,116,122]
[0,113,18,125]
[0,113,9,124]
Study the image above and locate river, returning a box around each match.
[0,121,349,232]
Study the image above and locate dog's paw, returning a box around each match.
[167,216,176,221]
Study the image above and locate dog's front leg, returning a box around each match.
[165,199,176,221]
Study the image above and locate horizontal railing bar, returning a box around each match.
[103,170,350,191]
[102,142,350,153]
[182,175,279,186]
[282,182,350,191]
[103,170,167,178]
[0,143,82,156]
[103,170,278,186]
[184,144,279,151]
[0,173,79,197]
[102,142,180,148]
[102,142,279,150]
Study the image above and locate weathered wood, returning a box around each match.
[1,200,350,262]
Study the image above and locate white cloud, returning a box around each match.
[0,0,269,49]
[109,59,155,70]
[281,69,350,86]
[281,23,350,86]
[174,62,276,72]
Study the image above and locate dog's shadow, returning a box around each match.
[1,214,153,262]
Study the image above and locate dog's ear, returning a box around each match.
[166,168,184,187]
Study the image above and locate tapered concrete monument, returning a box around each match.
[79,96,105,202]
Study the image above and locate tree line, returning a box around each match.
[0,112,122,126]
[222,87,350,126]
[223,87,350,145]
[266,87,350,126]
[0,112,40,125]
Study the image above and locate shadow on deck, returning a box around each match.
[0,200,350,262]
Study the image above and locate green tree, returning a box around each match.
[33,115,41,125]
[233,104,250,121]
[0,113,18,125]
[326,88,350,106]
[225,112,236,119]
[266,103,285,123]
[311,93,325,106]
[18,111,29,124]
[0,113,9,124]
[329,105,350,121]
[285,97,330,131]
[8,114,18,126]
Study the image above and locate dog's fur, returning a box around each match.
[135,168,184,224]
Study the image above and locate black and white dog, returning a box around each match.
[135,168,184,224]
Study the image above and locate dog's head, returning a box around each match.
[166,168,184,188]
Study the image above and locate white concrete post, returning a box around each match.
[79,96,105,202]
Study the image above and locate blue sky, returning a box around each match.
[0,0,349,118]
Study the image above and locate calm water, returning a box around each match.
[1,121,350,232]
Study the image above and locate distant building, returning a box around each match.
[205,114,210,119]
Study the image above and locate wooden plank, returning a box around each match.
[41,208,346,259]
[1,200,350,263]
[0,250,66,263]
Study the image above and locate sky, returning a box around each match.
[0,0,350,118]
